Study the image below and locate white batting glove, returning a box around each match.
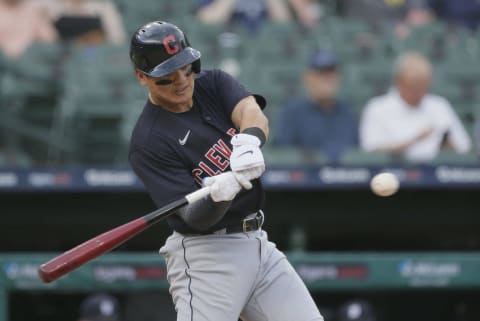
[232,166,264,190]
[203,172,242,202]
[230,133,265,173]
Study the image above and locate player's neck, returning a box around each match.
[148,93,193,113]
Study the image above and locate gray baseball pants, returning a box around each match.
[159,229,324,321]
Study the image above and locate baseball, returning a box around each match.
[370,172,399,197]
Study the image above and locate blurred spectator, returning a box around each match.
[359,51,472,163]
[451,301,480,321]
[195,0,325,32]
[337,298,378,321]
[195,0,291,33]
[40,0,126,46]
[338,0,434,38]
[288,0,322,27]
[0,0,57,59]
[427,0,480,32]
[272,49,358,162]
[78,293,121,321]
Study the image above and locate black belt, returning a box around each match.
[196,210,264,235]
[221,210,264,234]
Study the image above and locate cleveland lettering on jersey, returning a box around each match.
[192,134,234,185]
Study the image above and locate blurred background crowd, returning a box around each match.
[1,0,480,168]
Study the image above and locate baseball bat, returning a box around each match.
[38,186,211,283]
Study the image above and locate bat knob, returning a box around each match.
[38,264,54,283]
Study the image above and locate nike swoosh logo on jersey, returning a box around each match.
[239,150,254,157]
[179,130,191,145]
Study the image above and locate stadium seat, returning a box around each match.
[321,17,374,62]
[430,150,479,165]
[1,42,64,109]
[442,27,480,64]
[250,22,308,64]
[263,145,328,167]
[0,43,67,164]
[340,75,378,112]
[184,22,228,66]
[339,148,392,166]
[3,43,64,99]
[49,44,134,165]
[391,22,448,60]
[120,89,148,142]
[347,59,392,99]
[51,96,128,165]
[122,1,193,34]
[0,148,33,167]
[442,52,480,87]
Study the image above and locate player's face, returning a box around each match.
[136,64,195,111]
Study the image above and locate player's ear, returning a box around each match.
[134,69,149,86]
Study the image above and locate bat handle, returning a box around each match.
[185,186,211,203]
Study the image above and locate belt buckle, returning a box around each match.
[242,216,256,232]
[242,211,263,233]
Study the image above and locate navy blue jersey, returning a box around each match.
[129,69,266,233]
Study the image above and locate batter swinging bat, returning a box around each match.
[38,186,211,283]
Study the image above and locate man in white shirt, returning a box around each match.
[359,51,472,162]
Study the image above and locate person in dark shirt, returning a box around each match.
[78,293,121,321]
[273,49,358,162]
[128,21,323,321]
[427,0,480,31]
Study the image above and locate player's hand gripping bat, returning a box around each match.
[38,186,211,283]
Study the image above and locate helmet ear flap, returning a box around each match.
[192,59,201,74]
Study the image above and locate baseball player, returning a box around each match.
[128,21,323,321]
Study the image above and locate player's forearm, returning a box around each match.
[241,106,269,139]
[177,197,231,232]
[232,96,269,140]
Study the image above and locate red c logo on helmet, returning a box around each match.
[163,34,179,55]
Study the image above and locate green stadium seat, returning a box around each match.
[120,91,147,141]
[3,43,64,98]
[340,76,377,112]
[51,96,127,165]
[250,22,308,63]
[239,56,304,110]
[391,22,447,60]
[346,59,392,99]
[339,148,392,166]
[0,43,67,164]
[442,27,480,63]
[321,17,375,62]
[442,55,480,87]
[183,22,228,65]
[430,150,479,165]
[48,44,135,165]
[263,145,328,166]
[0,149,33,167]
[122,1,193,34]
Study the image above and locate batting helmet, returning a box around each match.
[129,21,201,78]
